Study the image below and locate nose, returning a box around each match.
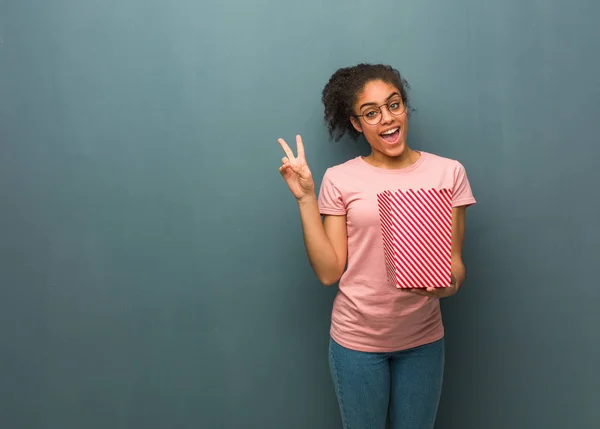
[380,106,394,124]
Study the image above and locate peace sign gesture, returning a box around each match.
[277,135,315,201]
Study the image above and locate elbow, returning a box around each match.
[317,272,342,286]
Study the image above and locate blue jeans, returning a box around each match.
[328,337,445,429]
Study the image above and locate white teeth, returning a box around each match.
[381,128,399,135]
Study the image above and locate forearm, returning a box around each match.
[297,193,343,285]
[451,206,467,288]
[451,255,466,288]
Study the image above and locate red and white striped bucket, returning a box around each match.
[377,188,453,289]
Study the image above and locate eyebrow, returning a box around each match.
[359,92,401,110]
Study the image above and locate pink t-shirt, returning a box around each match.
[317,151,476,352]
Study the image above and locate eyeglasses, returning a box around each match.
[353,98,406,125]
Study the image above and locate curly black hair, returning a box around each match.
[321,63,411,142]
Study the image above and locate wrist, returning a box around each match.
[297,192,317,205]
[451,257,466,287]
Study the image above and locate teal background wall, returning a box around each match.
[1,1,599,428]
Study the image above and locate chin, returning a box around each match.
[381,140,407,157]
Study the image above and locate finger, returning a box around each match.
[281,157,289,164]
[279,164,291,175]
[296,135,305,160]
[278,138,295,161]
[405,288,431,296]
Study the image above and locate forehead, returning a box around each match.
[356,80,400,106]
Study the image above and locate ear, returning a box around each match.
[350,116,363,133]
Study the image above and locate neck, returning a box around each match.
[364,148,420,170]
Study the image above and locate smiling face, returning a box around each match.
[350,79,410,160]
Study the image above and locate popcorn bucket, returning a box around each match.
[377,188,453,289]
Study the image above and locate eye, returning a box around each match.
[364,109,378,118]
[389,102,401,111]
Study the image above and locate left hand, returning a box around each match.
[405,274,458,299]
[405,260,465,299]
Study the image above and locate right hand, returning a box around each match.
[277,135,315,201]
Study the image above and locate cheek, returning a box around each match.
[364,126,380,141]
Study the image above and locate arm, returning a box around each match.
[450,205,467,290]
[297,194,348,286]
[277,135,347,286]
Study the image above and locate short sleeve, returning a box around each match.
[317,168,346,215]
[452,161,477,208]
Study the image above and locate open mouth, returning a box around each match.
[380,127,400,144]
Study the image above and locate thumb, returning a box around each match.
[290,160,310,178]
[288,161,303,175]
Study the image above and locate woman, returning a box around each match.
[277,63,476,429]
